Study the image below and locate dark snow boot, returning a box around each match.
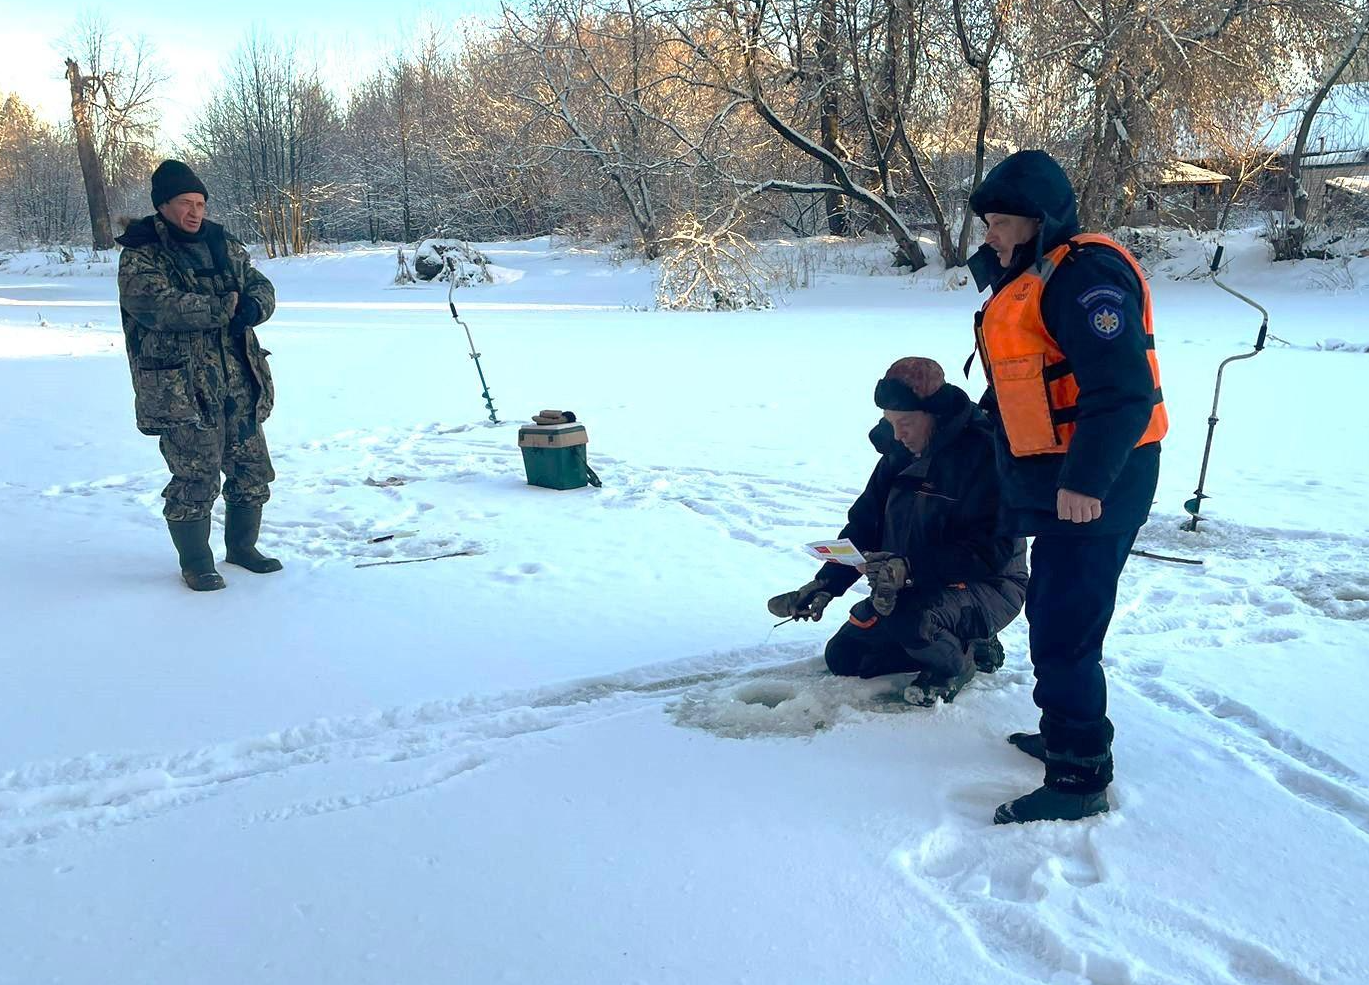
[167,518,226,592]
[971,636,1006,674]
[224,504,283,573]
[903,664,976,707]
[1007,731,1047,763]
[993,785,1110,825]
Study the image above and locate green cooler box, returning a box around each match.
[518,421,590,490]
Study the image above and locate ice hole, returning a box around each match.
[734,682,798,709]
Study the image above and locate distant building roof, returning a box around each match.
[1160,161,1229,185]
[1326,175,1369,196]
[1301,149,1369,168]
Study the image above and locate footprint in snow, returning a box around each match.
[895,814,1129,985]
[493,561,549,582]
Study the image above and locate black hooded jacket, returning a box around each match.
[814,386,1027,601]
[967,151,1160,537]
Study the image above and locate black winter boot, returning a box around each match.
[224,504,282,573]
[971,636,1006,673]
[1007,731,1047,763]
[998,720,1113,824]
[993,786,1109,824]
[903,663,976,707]
[167,518,226,592]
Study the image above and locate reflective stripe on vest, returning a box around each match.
[975,233,1168,457]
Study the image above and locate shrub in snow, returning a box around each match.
[656,213,773,312]
[413,239,494,285]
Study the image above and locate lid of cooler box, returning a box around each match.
[518,422,588,448]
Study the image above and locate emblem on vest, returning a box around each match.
[1089,303,1123,339]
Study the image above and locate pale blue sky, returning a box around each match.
[0,0,506,142]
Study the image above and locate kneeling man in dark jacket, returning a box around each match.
[770,357,1027,704]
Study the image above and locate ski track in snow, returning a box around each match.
[1105,516,1369,842]
[1120,667,1369,841]
[0,644,819,850]
[4,644,1034,851]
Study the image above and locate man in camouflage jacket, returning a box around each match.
[116,160,282,591]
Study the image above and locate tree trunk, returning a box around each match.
[894,117,955,263]
[64,59,114,250]
[1284,7,1369,257]
[818,0,847,236]
[956,59,993,264]
[398,67,415,242]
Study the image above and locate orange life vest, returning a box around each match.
[975,233,1167,458]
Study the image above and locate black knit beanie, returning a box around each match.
[151,160,209,208]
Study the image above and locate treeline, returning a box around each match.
[6,0,1369,263]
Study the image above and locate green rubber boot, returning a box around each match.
[167,518,226,592]
[224,504,283,573]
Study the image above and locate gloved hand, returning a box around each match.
[863,552,910,616]
[766,580,834,621]
[227,294,262,337]
[216,290,239,328]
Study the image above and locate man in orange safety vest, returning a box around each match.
[966,150,1167,824]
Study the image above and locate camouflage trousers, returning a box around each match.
[158,364,274,521]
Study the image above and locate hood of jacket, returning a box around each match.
[966,150,1081,291]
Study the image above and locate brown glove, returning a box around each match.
[864,552,910,616]
[767,580,834,621]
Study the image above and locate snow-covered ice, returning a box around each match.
[2,233,1367,984]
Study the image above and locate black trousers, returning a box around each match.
[825,578,1025,681]
[1027,530,1138,792]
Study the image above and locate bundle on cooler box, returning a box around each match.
[518,410,599,490]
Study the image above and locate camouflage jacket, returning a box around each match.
[115,216,277,435]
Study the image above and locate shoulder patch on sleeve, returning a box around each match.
[1087,302,1124,340]
[1077,285,1126,308]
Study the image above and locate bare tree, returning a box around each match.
[59,15,164,246]
[818,0,849,234]
[504,0,675,255]
[0,94,85,247]
[1282,2,1369,255]
[63,58,113,248]
[949,0,1005,260]
[503,0,749,257]
[671,0,930,268]
[1017,0,1275,228]
[61,16,163,187]
[187,34,340,255]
